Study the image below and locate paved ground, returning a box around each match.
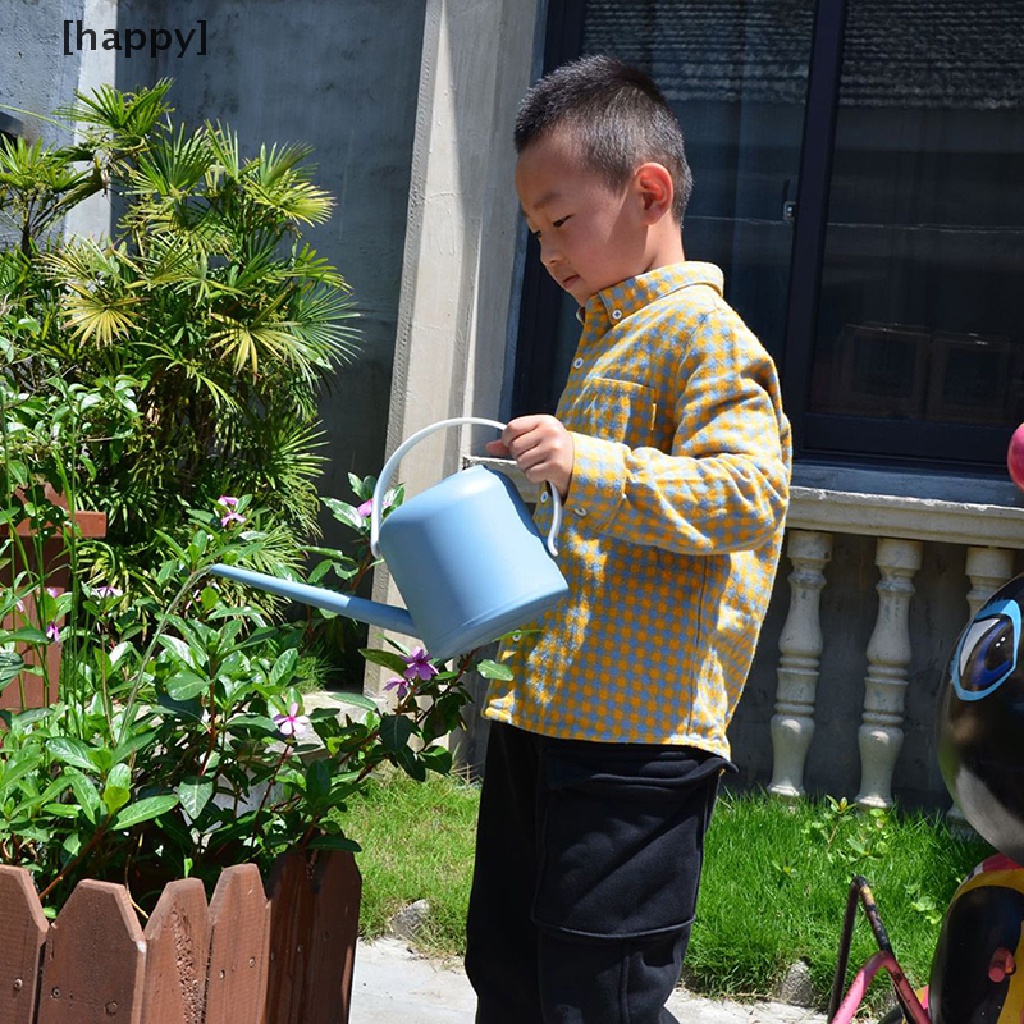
[349,938,830,1024]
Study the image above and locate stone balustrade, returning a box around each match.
[774,486,1024,810]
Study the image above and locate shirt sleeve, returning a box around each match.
[565,306,791,555]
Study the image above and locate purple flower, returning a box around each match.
[403,646,437,682]
[15,598,25,613]
[383,676,411,700]
[273,701,310,739]
[92,585,123,599]
[216,495,246,528]
[45,622,59,643]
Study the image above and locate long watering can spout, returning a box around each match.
[208,564,416,636]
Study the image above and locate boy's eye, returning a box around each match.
[552,215,571,229]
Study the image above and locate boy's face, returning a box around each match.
[515,132,650,306]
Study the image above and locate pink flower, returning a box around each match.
[45,622,59,643]
[272,702,310,739]
[93,585,123,599]
[383,676,411,700]
[402,646,437,682]
[356,494,393,519]
[216,495,246,528]
[15,598,25,613]
[46,587,59,598]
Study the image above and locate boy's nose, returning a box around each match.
[539,240,562,271]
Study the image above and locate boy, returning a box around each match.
[466,55,792,1024]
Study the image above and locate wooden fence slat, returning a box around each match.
[36,879,145,1024]
[140,878,210,1024]
[0,866,47,1024]
[262,850,362,1024]
[203,864,270,1024]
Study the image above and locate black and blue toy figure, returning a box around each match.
[829,573,1024,1024]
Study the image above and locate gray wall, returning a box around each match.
[4,0,427,550]
[1,0,85,149]
[116,0,426,545]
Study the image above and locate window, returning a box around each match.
[512,1,1024,475]
[0,113,22,145]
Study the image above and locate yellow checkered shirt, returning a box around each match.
[483,262,792,757]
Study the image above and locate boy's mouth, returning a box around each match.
[560,273,580,291]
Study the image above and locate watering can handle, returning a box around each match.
[370,416,563,560]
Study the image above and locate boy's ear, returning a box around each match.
[633,162,674,223]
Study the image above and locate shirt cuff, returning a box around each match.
[566,432,627,532]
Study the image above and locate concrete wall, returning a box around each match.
[1,0,85,149]
[4,0,427,550]
[115,0,427,544]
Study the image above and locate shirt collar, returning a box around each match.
[577,262,724,326]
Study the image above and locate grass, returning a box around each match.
[340,771,992,1008]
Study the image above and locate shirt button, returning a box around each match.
[539,492,549,503]
[573,507,587,518]
[611,308,623,321]
[572,357,583,369]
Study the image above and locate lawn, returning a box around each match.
[340,770,991,1008]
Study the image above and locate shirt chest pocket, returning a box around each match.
[569,378,657,449]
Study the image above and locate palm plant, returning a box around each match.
[0,80,358,594]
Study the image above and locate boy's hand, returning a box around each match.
[485,415,574,498]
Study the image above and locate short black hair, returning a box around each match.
[514,54,693,223]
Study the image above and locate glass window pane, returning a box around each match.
[808,1,1024,435]
[542,0,815,399]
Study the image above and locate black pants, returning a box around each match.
[465,722,729,1024]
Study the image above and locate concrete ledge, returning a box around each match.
[465,455,1024,548]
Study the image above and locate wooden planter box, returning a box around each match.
[0,849,361,1024]
[0,493,107,711]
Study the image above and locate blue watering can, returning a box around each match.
[210,417,568,662]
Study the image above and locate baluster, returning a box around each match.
[769,530,832,799]
[856,537,923,809]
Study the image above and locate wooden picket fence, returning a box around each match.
[0,849,361,1024]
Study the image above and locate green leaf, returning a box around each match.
[270,648,298,688]
[379,714,416,753]
[225,713,278,734]
[165,670,210,701]
[155,634,199,669]
[393,745,427,782]
[0,651,24,689]
[305,759,332,806]
[111,730,158,763]
[2,749,40,790]
[476,659,513,681]
[67,770,103,825]
[177,777,215,820]
[420,745,453,774]
[47,737,97,772]
[359,648,408,675]
[156,692,204,722]
[112,794,179,830]
[0,627,48,644]
[102,763,132,815]
[315,692,378,713]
